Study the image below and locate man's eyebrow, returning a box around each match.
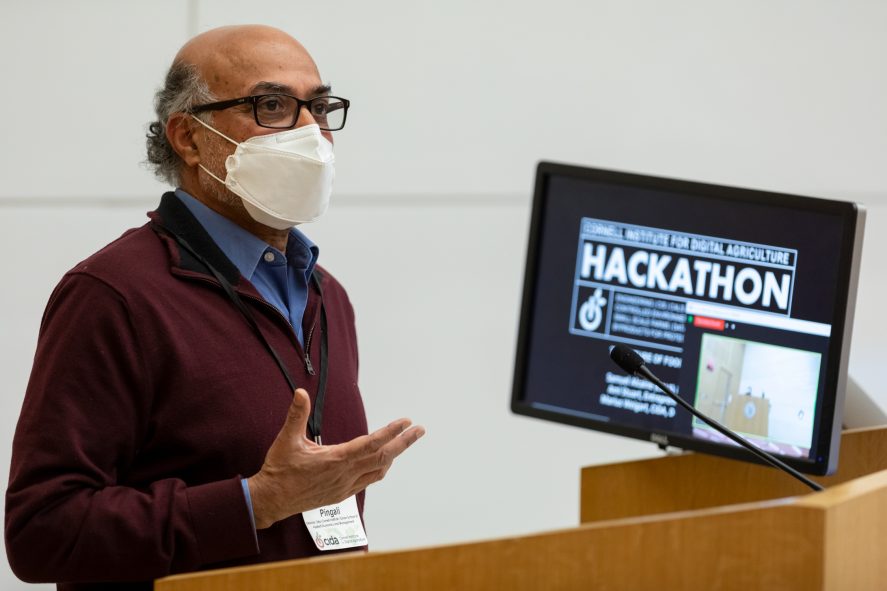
[249,81,333,97]
[249,81,292,95]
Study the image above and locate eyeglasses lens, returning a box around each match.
[255,95,346,130]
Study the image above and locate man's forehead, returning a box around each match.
[205,54,322,97]
[176,25,322,97]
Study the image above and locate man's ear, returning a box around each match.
[166,113,201,167]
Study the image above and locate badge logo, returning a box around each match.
[315,532,325,549]
[578,288,608,332]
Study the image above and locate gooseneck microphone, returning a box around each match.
[608,344,824,492]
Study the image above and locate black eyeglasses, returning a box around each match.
[190,94,350,131]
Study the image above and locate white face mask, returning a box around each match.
[192,116,335,229]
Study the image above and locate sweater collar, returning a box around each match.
[173,188,319,283]
[149,191,243,286]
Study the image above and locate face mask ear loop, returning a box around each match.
[189,115,239,186]
[198,163,227,186]
[190,114,240,146]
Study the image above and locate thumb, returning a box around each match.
[282,388,312,436]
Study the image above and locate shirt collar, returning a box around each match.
[174,188,319,281]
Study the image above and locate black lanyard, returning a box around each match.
[153,223,329,444]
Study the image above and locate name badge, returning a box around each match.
[303,495,368,551]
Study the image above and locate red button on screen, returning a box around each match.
[693,315,725,331]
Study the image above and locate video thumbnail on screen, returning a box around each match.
[693,333,821,457]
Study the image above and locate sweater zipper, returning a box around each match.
[303,322,317,375]
[187,274,318,375]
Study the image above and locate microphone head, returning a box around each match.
[609,344,646,375]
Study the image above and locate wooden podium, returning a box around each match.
[155,426,887,591]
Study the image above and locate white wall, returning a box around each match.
[1,1,886,589]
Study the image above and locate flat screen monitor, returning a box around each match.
[511,162,865,475]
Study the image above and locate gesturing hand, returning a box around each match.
[247,388,425,529]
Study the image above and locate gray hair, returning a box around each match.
[145,61,216,186]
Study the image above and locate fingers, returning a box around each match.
[334,420,424,477]
[340,418,412,457]
[381,425,425,463]
[352,425,426,474]
[346,426,425,495]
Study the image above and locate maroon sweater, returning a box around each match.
[6,193,368,589]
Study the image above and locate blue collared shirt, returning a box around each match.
[175,189,319,345]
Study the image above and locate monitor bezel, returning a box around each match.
[510,161,865,475]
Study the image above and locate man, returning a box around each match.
[5,25,424,589]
